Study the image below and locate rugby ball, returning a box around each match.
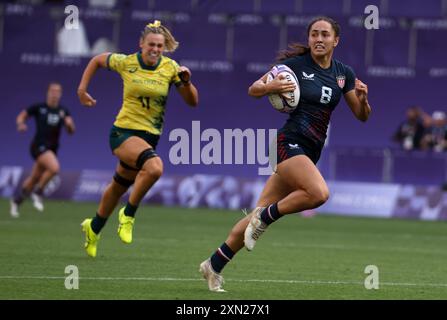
[266,64,300,113]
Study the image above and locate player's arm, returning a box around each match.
[344,78,371,122]
[16,110,28,132]
[64,116,76,135]
[77,52,110,107]
[176,66,199,107]
[248,73,296,98]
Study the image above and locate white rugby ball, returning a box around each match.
[266,64,300,113]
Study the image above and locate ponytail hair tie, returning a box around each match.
[147,20,161,28]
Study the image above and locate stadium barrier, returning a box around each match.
[1,166,446,221]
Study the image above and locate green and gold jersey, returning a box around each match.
[107,52,182,135]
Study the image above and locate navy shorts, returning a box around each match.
[276,131,321,165]
[30,142,58,160]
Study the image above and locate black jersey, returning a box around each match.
[26,103,70,148]
[281,52,356,149]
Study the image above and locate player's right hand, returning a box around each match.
[78,90,97,107]
[267,74,296,94]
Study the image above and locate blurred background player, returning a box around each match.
[421,111,447,152]
[393,106,427,150]
[10,82,76,218]
[199,16,371,292]
[77,20,199,258]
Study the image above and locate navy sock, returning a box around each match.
[124,201,138,217]
[34,187,44,196]
[91,213,108,234]
[13,188,29,205]
[210,242,235,273]
[260,203,283,225]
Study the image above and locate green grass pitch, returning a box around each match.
[1,199,447,299]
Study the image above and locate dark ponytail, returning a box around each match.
[276,43,310,62]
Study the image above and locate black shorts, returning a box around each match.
[30,142,58,160]
[276,130,322,165]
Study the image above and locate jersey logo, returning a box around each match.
[47,114,60,126]
[288,143,300,149]
[39,108,47,114]
[302,72,315,80]
[128,67,138,73]
[336,75,346,89]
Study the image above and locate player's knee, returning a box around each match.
[304,183,329,208]
[48,164,60,176]
[310,185,330,207]
[141,159,163,181]
[136,148,158,170]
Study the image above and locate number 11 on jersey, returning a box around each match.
[138,96,150,110]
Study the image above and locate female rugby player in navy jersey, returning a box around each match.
[11,82,75,218]
[199,16,371,292]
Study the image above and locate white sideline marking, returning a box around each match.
[1,275,447,288]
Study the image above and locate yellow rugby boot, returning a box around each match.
[117,207,135,244]
[81,219,100,258]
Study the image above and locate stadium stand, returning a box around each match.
[388,0,444,18]
[2,1,447,303]
[371,24,411,67]
[416,28,447,69]
[259,0,297,15]
[0,0,446,206]
[301,0,346,16]
[232,14,282,62]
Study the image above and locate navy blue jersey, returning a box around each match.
[281,52,356,149]
[26,103,70,147]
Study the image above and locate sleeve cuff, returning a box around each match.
[106,53,113,71]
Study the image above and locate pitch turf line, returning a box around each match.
[1,275,447,288]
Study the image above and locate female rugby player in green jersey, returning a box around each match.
[77,20,198,258]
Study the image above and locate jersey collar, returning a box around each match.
[307,52,333,72]
[137,52,162,70]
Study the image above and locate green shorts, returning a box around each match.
[109,125,160,152]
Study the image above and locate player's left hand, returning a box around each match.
[178,66,192,84]
[78,90,97,107]
[17,122,27,132]
[355,78,368,104]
